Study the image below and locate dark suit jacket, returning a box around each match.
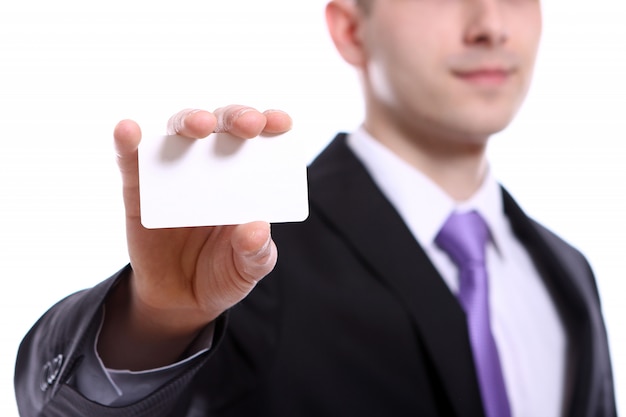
[15,133,616,416]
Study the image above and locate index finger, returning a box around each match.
[262,109,293,134]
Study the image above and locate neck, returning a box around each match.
[362,120,490,202]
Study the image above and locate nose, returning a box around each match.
[464,0,508,47]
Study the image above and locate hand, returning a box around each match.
[98,106,292,370]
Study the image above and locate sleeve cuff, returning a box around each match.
[74,306,215,407]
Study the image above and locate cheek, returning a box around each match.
[363,9,461,108]
[367,51,435,110]
[364,28,416,101]
[506,4,543,55]
[501,6,542,84]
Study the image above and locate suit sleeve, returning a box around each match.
[14,265,227,417]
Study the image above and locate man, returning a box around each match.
[15,0,616,416]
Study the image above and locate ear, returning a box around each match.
[325,0,367,68]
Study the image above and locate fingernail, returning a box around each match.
[235,107,255,119]
[167,108,202,135]
[264,109,288,115]
[216,107,255,133]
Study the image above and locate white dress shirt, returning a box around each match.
[347,127,568,417]
[78,128,568,416]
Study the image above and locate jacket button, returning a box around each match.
[40,354,63,392]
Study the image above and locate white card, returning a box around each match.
[138,131,309,229]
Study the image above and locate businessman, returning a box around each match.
[15,0,616,416]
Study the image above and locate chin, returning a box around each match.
[433,119,509,149]
[457,109,517,139]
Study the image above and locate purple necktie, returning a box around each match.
[435,211,511,417]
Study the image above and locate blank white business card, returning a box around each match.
[138,131,309,229]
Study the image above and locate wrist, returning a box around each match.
[97,275,214,370]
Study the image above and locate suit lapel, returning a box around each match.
[308,134,484,417]
[501,189,595,417]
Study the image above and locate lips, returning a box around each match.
[454,68,513,86]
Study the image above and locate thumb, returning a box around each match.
[114,120,142,218]
[231,222,278,286]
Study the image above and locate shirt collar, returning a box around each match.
[346,126,509,258]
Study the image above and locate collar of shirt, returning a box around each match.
[345,126,509,260]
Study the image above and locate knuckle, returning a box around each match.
[215,105,256,133]
[166,108,199,135]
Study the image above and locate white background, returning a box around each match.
[0,1,624,415]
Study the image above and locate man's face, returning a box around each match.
[356,0,542,145]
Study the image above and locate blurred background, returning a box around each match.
[1,0,624,415]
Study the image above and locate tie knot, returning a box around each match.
[435,211,490,267]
